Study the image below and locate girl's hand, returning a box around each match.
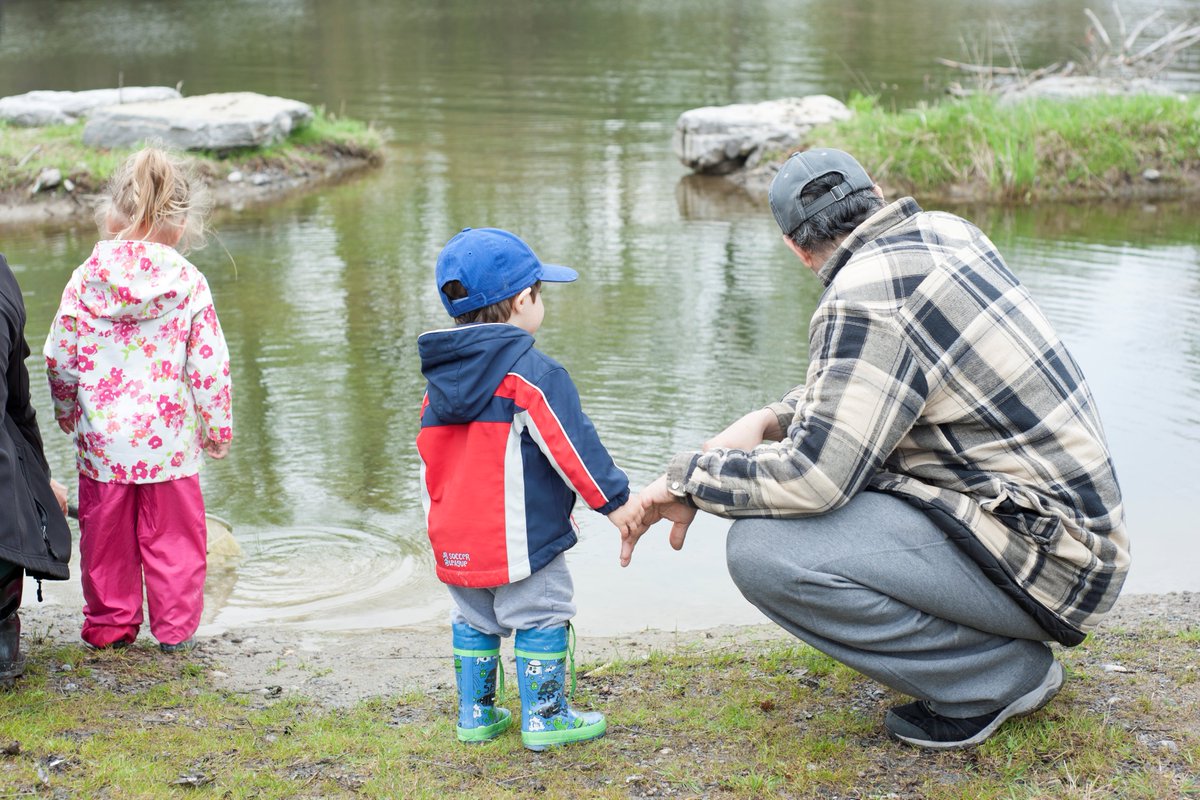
[203,439,231,460]
[57,417,75,434]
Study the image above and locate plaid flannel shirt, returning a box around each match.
[667,198,1128,645]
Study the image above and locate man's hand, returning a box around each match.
[703,407,779,452]
[620,474,697,567]
[50,479,68,516]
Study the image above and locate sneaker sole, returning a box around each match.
[888,660,1064,750]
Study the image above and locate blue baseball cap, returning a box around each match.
[436,227,578,317]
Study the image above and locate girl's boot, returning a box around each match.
[514,623,606,751]
[452,622,511,743]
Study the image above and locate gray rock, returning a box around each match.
[82,92,314,151]
[1000,76,1173,104]
[1142,168,1162,182]
[30,168,62,195]
[0,87,181,126]
[673,95,853,175]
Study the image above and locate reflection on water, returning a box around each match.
[209,523,446,631]
[2,1,1198,634]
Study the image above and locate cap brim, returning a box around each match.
[538,263,578,283]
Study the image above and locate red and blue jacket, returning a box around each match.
[417,323,630,588]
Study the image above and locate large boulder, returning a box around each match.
[0,87,181,126]
[82,92,314,150]
[673,95,853,175]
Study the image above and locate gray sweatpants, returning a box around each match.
[447,552,576,638]
[726,491,1056,717]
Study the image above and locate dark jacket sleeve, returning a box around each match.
[1,258,49,473]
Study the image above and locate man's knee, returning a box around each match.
[726,519,786,603]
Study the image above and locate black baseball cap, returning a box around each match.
[768,148,874,236]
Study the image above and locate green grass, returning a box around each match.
[799,92,1200,202]
[0,107,383,196]
[0,626,1195,799]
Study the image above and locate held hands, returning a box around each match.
[606,492,645,538]
[618,474,697,567]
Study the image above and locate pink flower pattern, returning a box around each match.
[44,240,233,484]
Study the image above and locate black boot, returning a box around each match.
[0,562,25,688]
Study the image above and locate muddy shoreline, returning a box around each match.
[0,150,376,229]
[19,586,1198,709]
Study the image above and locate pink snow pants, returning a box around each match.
[77,475,207,649]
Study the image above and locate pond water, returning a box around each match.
[1,0,1197,636]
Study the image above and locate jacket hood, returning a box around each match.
[75,240,195,321]
[418,324,535,422]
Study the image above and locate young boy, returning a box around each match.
[416,227,641,751]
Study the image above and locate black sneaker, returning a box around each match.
[885,660,1064,749]
[159,639,196,654]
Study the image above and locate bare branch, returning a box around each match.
[1122,10,1164,52]
[1085,8,1112,49]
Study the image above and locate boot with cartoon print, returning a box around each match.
[514,623,606,751]
[452,622,512,743]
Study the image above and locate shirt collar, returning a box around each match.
[816,197,923,286]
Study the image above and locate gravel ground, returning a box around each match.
[20,585,1198,709]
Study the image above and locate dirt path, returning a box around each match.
[21,584,1197,708]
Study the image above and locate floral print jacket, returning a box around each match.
[44,240,233,484]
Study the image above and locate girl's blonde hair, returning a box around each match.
[98,144,210,253]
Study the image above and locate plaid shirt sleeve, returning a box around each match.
[664,199,1128,641]
[667,294,928,517]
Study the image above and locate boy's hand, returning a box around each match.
[203,439,231,460]
[608,494,645,565]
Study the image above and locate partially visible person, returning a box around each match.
[44,145,232,653]
[628,148,1128,749]
[417,227,641,750]
[0,252,72,688]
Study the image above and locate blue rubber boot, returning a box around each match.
[453,622,511,743]
[514,623,606,751]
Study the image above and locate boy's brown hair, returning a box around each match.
[441,280,541,325]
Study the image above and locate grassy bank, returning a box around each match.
[801,93,1200,203]
[0,108,383,199]
[0,624,1195,799]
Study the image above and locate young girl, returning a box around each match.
[44,145,233,652]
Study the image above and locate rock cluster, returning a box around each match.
[0,88,314,152]
[0,87,181,126]
[672,95,852,175]
[82,92,314,150]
